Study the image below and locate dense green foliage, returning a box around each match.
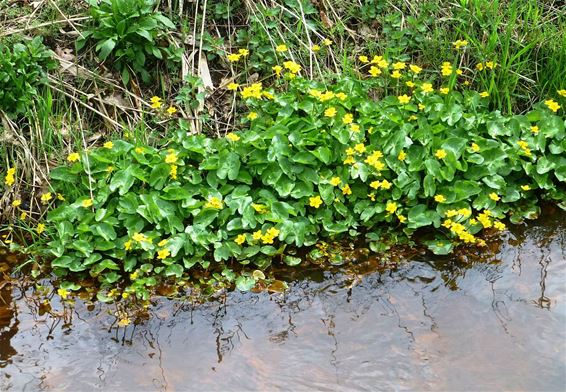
[27,56,566,298]
[0,37,55,117]
[76,0,179,84]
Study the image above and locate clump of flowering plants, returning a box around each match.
[2,44,565,300]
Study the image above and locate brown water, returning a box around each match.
[1,211,565,391]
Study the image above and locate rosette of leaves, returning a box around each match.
[0,37,56,118]
[77,0,179,84]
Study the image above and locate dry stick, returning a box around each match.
[24,0,47,28]
[0,16,90,38]
[48,0,84,38]
[47,82,126,130]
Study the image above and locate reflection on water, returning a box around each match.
[1,210,565,391]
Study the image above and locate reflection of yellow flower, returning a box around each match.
[309,195,323,208]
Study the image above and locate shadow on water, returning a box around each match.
[0,209,565,391]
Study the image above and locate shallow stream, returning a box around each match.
[1,210,565,391]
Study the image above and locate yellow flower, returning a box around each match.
[440,87,449,95]
[369,66,382,76]
[67,152,80,162]
[261,227,280,244]
[341,184,352,195]
[385,201,397,214]
[241,82,263,99]
[557,89,566,97]
[480,91,489,98]
[398,94,411,104]
[103,141,113,149]
[335,92,347,101]
[133,232,148,243]
[350,123,360,133]
[235,234,246,245]
[226,133,240,142]
[381,179,392,189]
[283,60,301,74]
[157,249,170,260]
[434,194,446,203]
[57,288,69,299]
[81,198,93,208]
[343,156,356,165]
[476,63,484,71]
[311,44,321,52]
[405,81,415,88]
[441,62,453,76]
[397,214,407,223]
[36,223,46,234]
[323,38,332,46]
[238,48,249,57]
[456,69,463,75]
[20,211,27,220]
[150,96,163,109]
[421,83,433,94]
[489,192,500,201]
[12,199,22,208]
[227,82,240,91]
[165,150,178,164]
[485,61,496,69]
[530,125,539,134]
[544,99,561,113]
[392,61,406,70]
[324,107,337,118]
[4,167,15,186]
[354,143,366,153]
[435,149,447,159]
[418,103,426,111]
[272,65,283,77]
[521,185,531,191]
[342,113,353,124]
[227,53,241,62]
[471,143,480,152]
[391,70,401,79]
[452,39,468,49]
[157,239,168,247]
[205,196,223,209]
[276,44,288,52]
[359,55,369,63]
[41,192,52,204]
[167,106,177,115]
[398,150,407,161]
[493,221,506,231]
[370,180,380,189]
[247,112,258,120]
[409,64,422,74]
[169,164,177,180]
[135,147,145,154]
[328,177,341,187]
[252,230,263,241]
[309,195,323,208]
